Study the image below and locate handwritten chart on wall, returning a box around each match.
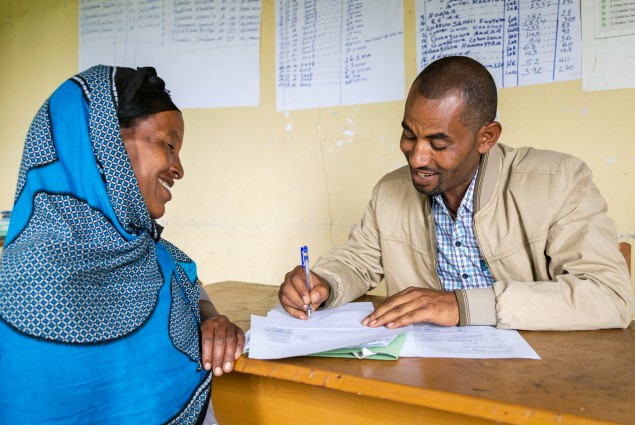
[275,0,404,111]
[582,0,635,91]
[415,0,581,88]
[79,0,261,108]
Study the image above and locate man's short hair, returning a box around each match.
[412,56,497,133]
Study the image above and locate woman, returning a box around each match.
[0,65,244,424]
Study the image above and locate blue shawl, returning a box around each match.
[0,66,210,424]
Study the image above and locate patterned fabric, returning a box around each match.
[2,193,159,343]
[171,368,214,424]
[14,99,57,201]
[432,169,495,290]
[0,65,208,424]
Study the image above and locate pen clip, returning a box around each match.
[301,245,308,269]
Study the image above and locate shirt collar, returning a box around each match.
[432,168,479,217]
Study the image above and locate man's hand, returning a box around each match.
[200,300,245,376]
[362,287,459,328]
[278,265,331,319]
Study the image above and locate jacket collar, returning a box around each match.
[474,143,503,213]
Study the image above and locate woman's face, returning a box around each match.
[121,110,185,219]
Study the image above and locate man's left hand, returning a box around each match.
[362,287,459,328]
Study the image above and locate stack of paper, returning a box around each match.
[245,303,540,361]
[246,303,411,360]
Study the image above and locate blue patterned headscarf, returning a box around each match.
[0,66,210,424]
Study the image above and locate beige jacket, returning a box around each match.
[313,144,634,330]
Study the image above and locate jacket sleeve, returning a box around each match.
[312,184,385,308]
[466,156,634,330]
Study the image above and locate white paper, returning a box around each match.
[582,0,635,91]
[415,0,581,88]
[79,0,261,108]
[246,302,409,359]
[593,0,635,38]
[275,0,404,111]
[399,323,540,359]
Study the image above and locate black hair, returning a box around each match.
[412,56,497,133]
[115,67,180,129]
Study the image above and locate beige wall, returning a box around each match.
[1,1,633,297]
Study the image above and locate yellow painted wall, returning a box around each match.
[1,1,633,299]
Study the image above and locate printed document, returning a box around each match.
[399,323,540,359]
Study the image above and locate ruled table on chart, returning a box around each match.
[79,0,262,108]
[275,0,404,111]
[415,0,581,88]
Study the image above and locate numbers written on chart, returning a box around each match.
[521,58,543,76]
[529,1,552,8]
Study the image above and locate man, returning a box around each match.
[278,56,634,330]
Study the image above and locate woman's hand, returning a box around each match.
[199,300,245,376]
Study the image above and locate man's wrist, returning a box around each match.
[318,277,335,310]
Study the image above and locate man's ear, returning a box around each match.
[477,121,502,154]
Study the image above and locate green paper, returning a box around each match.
[307,332,407,361]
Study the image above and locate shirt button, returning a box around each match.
[462,273,469,279]
[455,241,461,247]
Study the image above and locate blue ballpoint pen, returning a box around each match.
[301,246,312,318]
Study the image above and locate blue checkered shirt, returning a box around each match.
[432,170,495,290]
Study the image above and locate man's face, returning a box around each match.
[400,90,489,207]
[122,110,185,219]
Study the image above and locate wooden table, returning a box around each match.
[204,282,635,425]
